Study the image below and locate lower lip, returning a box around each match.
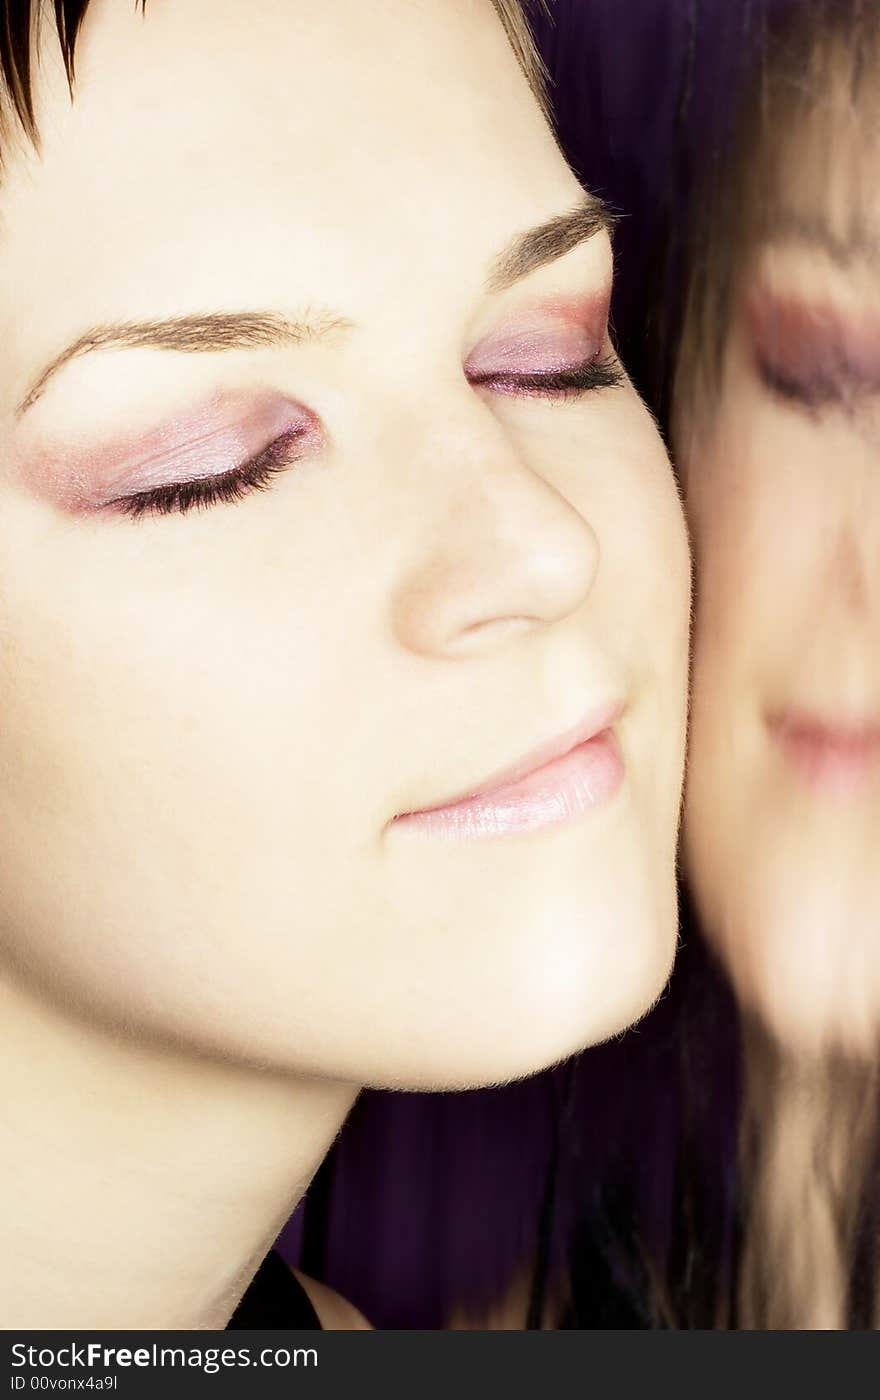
[390,728,624,840]
[768,715,880,795]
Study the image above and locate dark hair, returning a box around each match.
[0,2,138,143]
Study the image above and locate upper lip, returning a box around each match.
[394,700,624,818]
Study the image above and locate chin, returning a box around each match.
[365,846,680,1093]
[710,862,880,1063]
[42,804,683,1092]
[453,929,675,1090]
[685,802,880,1061]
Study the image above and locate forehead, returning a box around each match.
[0,0,573,405]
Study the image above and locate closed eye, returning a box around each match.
[105,426,308,519]
[756,354,871,413]
[105,352,626,521]
[468,351,625,398]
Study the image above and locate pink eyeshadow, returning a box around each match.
[11,390,319,513]
[465,290,612,378]
[746,290,880,389]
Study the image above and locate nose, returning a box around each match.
[390,407,600,659]
[794,515,880,705]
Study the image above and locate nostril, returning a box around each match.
[448,615,539,654]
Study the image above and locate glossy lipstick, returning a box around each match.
[390,706,624,840]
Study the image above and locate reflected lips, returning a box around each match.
[390,704,624,839]
[768,711,880,795]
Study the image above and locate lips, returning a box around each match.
[767,710,880,795]
[390,702,625,839]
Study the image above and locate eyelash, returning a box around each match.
[111,354,625,519]
[469,352,625,399]
[108,428,307,519]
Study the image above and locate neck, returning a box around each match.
[0,973,357,1328]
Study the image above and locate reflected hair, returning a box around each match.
[670,0,880,1329]
[673,0,880,432]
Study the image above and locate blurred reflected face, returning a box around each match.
[0,0,689,1089]
[681,82,880,1055]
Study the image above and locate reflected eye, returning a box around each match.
[747,290,880,413]
[754,354,845,410]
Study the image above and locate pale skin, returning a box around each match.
[680,87,880,1061]
[677,63,880,1327]
[0,0,689,1328]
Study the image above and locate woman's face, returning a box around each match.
[0,0,689,1089]
[681,87,880,1055]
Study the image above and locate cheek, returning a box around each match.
[687,415,848,685]
[594,397,691,665]
[559,394,691,835]
[21,586,352,820]
[683,401,774,650]
[0,533,388,1053]
[0,501,370,886]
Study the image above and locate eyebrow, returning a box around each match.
[486,193,616,293]
[16,193,615,417]
[16,308,352,416]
